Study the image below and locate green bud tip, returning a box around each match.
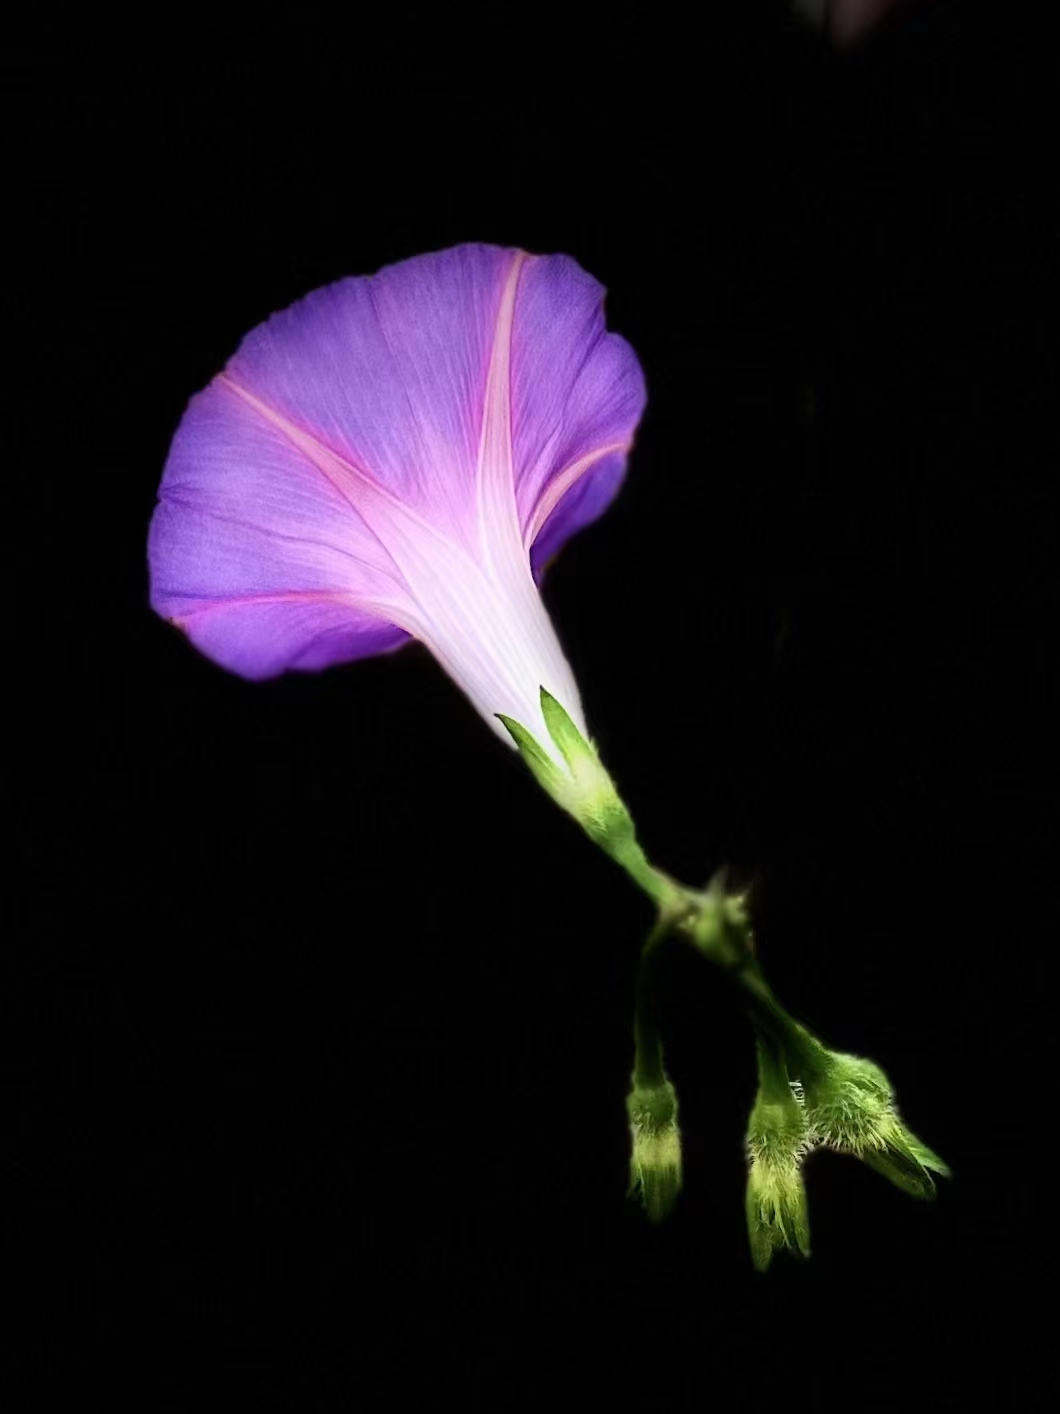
[627,1077,683,1223]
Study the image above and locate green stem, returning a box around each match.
[631,917,670,1090]
[608,834,684,912]
[751,1020,793,1105]
[616,842,825,1080]
[575,787,822,1081]
[734,957,830,1082]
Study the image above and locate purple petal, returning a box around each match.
[224,244,514,537]
[149,380,410,679]
[528,449,629,582]
[511,254,646,565]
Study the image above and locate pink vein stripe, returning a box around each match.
[172,588,360,626]
[523,441,630,547]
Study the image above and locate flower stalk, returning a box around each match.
[504,708,949,1247]
[625,915,684,1221]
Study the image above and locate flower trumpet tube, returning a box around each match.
[149,243,645,793]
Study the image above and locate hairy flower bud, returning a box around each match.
[800,1049,950,1198]
[744,1035,813,1271]
[626,1077,683,1223]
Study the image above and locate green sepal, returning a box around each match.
[538,686,586,772]
[746,1167,812,1273]
[497,690,624,840]
[538,688,638,850]
[499,690,676,907]
[860,1123,952,1198]
[496,710,565,799]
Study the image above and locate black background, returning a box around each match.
[6,3,1055,1406]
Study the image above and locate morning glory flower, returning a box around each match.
[149,244,646,777]
[147,242,950,1264]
